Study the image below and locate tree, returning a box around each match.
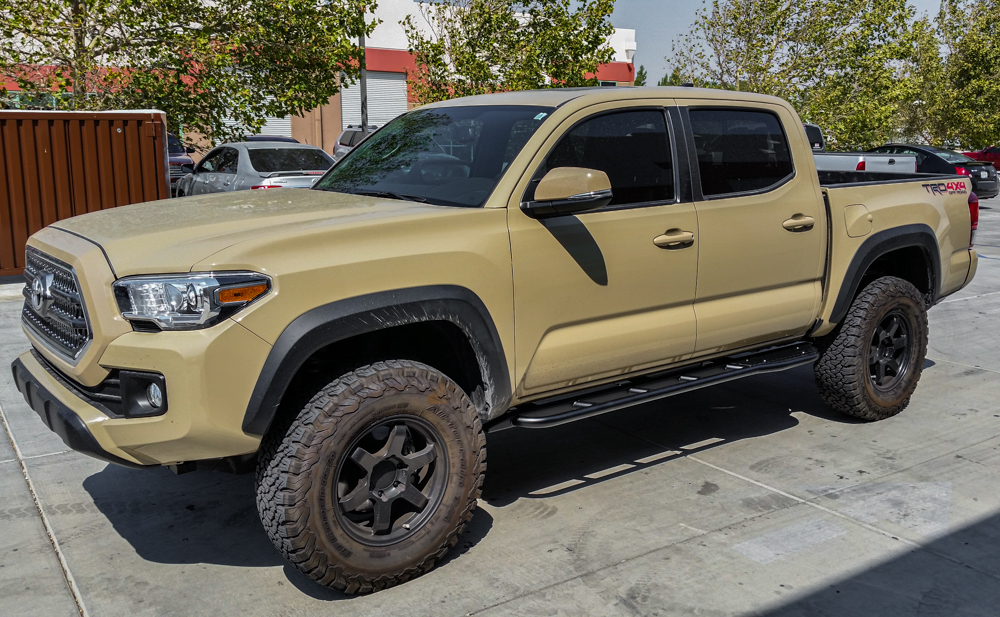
[403,0,616,105]
[634,64,647,86]
[669,0,916,149]
[0,0,376,142]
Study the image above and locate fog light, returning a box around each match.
[147,383,163,408]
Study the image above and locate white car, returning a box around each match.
[175,142,334,196]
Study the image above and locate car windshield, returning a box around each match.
[314,105,553,207]
[248,148,334,172]
[167,134,186,155]
[932,148,975,164]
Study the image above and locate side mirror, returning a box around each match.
[181,164,195,174]
[185,146,196,154]
[521,167,613,218]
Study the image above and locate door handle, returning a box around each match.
[653,229,695,249]
[782,214,815,232]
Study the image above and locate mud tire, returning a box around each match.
[814,276,929,421]
[255,360,486,594]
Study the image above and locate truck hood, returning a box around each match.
[52,189,441,276]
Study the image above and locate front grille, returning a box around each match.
[22,247,92,361]
[31,349,123,417]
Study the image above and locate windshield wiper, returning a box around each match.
[352,190,427,202]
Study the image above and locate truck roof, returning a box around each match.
[423,86,789,109]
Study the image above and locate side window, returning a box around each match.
[689,109,793,197]
[216,148,239,173]
[898,148,926,166]
[543,110,674,206]
[196,150,222,173]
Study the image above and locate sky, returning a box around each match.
[612,0,944,82]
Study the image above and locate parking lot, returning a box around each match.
[1,206,998,617]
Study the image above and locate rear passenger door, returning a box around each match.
[682,103,826,353]
[509,100,700,397]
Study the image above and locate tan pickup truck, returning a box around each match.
[11,87,979,593]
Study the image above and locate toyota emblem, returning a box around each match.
[30,272,55,316]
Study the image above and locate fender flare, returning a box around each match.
[241,285,511,436]
[829,223,941,326]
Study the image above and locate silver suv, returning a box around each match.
[333,125,378,161]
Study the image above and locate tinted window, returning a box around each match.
[690,109,793,197]
[315,105,552,208]
[338,131,354,146]
[542,110,673,206]
[930,148,975,164]
[215,148,239,173]
[248,148,333,172]
[167,134,186,154]
[804,125,824,150]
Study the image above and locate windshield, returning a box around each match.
[167,134,186,155]
[932,148,975,164]
[314,105,553,207]
[248,148,333,172]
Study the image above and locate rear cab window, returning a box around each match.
[689,109,794,197]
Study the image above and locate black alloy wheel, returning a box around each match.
[867,310,911,391]
[334,417,448,546]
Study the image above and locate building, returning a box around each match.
[288,0,637,151]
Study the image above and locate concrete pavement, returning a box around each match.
[1,207,999,616]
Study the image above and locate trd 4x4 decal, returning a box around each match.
[923,181,969,195]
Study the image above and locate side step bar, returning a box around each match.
[487,342,819,432]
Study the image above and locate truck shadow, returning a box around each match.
[482,365,856,507]
[80,365,845,595]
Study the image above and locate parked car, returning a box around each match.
[174,142,334,196]
[13,87,980,594]
[333,124,378,161]
[805,124,916,173]
[167,132,196,196]
[963,146,1000,166]
[869,144,998,199]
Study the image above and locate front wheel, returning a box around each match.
[255,360,486,593]
[813,276,929,421]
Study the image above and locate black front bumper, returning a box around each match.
[10,358,149,468]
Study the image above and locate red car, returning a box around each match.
[964,146,1000,165]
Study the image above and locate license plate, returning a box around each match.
[981,171,988,178]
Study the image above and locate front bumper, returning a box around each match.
[13,316,272,467]
[12,354,148,468]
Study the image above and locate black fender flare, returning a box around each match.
[241,285,511,436]
[829,223,941,326]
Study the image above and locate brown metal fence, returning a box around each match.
[0,110,169,276]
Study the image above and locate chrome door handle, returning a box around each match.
[782,215,815,232]
[653,229,695,249]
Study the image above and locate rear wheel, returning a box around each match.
[813,276,928,421]
[255,360,486,593]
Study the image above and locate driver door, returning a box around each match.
[191,149,222,195]
[508,100,700,399]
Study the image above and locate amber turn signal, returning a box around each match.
[217,283,268,304]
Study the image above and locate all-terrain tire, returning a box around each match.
[814,276,929,421]
[255,360,486,594]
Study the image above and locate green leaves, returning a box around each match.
[404,0,616,105]
[0,0,376,143]
[634,64,647,86]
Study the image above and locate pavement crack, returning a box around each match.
[0,402,90,617]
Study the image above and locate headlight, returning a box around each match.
[112,272,271,331]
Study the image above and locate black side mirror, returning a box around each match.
[181,164,195,174]
[185,146,196,154]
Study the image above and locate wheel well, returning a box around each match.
[268,321,487,440]
[856,246,932,301]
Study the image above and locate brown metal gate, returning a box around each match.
[0,110,169,276]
